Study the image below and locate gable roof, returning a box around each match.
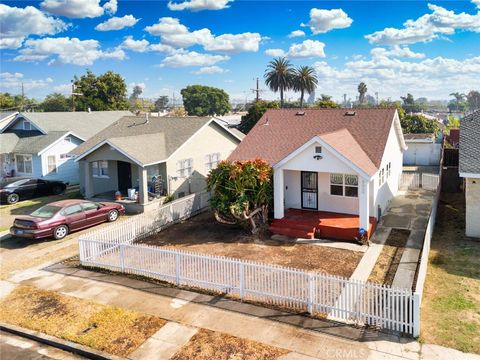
[73,116,239,166]
[2,111,132,139]
[459,110,480,176]
[228,108,400,174]
[0,111,18,131]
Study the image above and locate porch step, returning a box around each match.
[269,225,316,240]
[271,219,316,232]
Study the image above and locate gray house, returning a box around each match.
[72,115,243,212]
[459,110,480,238]
[0,111,131,183]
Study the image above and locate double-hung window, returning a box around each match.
[15,154,33,174]
[205,153,220,171]
[23,121,31,130]
[177,158,193,177]
[92,161,109,177]
[47,155,57,174]
[330,173,358,198]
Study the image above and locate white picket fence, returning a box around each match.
[78,190,417,336]
[399,172,439,191]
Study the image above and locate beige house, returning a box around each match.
[72,116,243,213]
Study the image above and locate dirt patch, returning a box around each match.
[0,286,165,357]
[368,229,410,286]
[171,329,289,360]
[420,192,480,354]
[137,211,363,278]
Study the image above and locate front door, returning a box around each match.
[301,171,318,210]
[117,161,132,194]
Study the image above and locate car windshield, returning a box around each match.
[30,205,61,218]
[0,178,30,188]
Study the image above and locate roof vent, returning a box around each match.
[344,111,356,116]
[263,117,269,125]
[295,111,306,116]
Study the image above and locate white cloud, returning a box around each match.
[370,46,425,59]
[103,0,117,14]
[119,36,176,54]
[301,8,353,34]
[95,15,139,31]
[288,30,305,38]
[264,48,286,57]
[14,37,126,65]
[0,72,54,94]
[53,83,72,94]
[365,3,480,45]
[144,17,261,53]
[167,0,233,11]
[193,65,226,74]
[0,4,67,49]
[160,50,229,67]
[287,39,325,58]
[473,0,480,8]
[41,0,106,18]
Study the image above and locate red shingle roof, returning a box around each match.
[228,108,397,173]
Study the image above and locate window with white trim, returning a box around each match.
[15,154,33,174]
[381,168,385,184]
[92,161,109,177]
[23,120,31,130]
[176,158,193,177]
[47,155,57,173]
[315,146,322,154]
[387,162,391,178]
[330,173,358,197]
[205,153,220,171]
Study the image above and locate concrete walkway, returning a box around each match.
[3,261,479,360]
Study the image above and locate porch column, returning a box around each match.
[83,161,93,198]
[138,166,148,205]
[358,178,370,231]
[273,168,284,219]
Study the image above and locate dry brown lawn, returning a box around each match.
[0,286,165,356]
[137,211,363,278]
[420,192,480,354]
[171,329,289,360]
[368,229,410,286]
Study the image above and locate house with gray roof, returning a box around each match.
[72,115,243,212]
[0,111,131,184]
[459,109,480,238]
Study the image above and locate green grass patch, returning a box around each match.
[431,293,476,311]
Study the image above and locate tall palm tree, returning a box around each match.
[264,57,294,107]
[358,82,367,105]
[449,92,466,111]
[292,66,318,108]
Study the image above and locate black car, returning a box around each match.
[0,177,67,204]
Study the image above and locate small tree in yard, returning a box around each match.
[207,159,273,234]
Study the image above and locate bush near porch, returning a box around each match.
[136,211,363,278]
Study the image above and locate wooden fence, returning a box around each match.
[399,172,439,191]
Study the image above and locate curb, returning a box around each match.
[0,322,128,360]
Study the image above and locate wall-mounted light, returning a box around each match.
[313,155,323,160]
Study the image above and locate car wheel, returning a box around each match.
[6,193,19,204]
[52,185,64,195]
[107,209,119,222]
[53,225,69,240]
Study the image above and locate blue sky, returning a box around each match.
[1,0,479,103]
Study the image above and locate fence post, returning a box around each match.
[413,292,421,337]
[175,253,180,286]
[119,244,125,272]
[239,262,244,300]
[78,239,84,262]
[307,273,314,314]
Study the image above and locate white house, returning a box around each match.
[72,116,243,213]
[0,111,131,184]
[228,108,406,240]
[459,110,480,238]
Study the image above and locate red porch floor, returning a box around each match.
[270,209,377,241]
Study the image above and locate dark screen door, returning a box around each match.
[301,171,318,210]
[117,161,132,193]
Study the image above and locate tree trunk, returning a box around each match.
[300,89,304,108]
[280,87,284,108]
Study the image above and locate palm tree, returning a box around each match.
[292,66,318,108]
[449,92,466,111]
[358,82,367,105]
[264,57,294,107]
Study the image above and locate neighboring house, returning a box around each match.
[0,111,131,184]
[0,111,18,131]
[72,116,243,212]
[403,133,442,166]
[459,110,480,238]
[445,128,460,148]
[228,108,406,239]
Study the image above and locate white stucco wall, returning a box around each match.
[465,178,480,238]
[403,142,441,166]
[166,122,240,197]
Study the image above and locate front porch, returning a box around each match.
[270,209,377,241]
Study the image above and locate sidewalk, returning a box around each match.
[3,261,478,360]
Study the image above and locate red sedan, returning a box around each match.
[10,199,125,240]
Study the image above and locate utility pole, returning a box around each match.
[375,92,379,106]
[343,93,347,108]
[70,80,83,112]
[20,82,25,111]
[251,77,263,102]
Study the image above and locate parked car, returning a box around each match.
[10,199,125,240]
[0,177,67,204]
